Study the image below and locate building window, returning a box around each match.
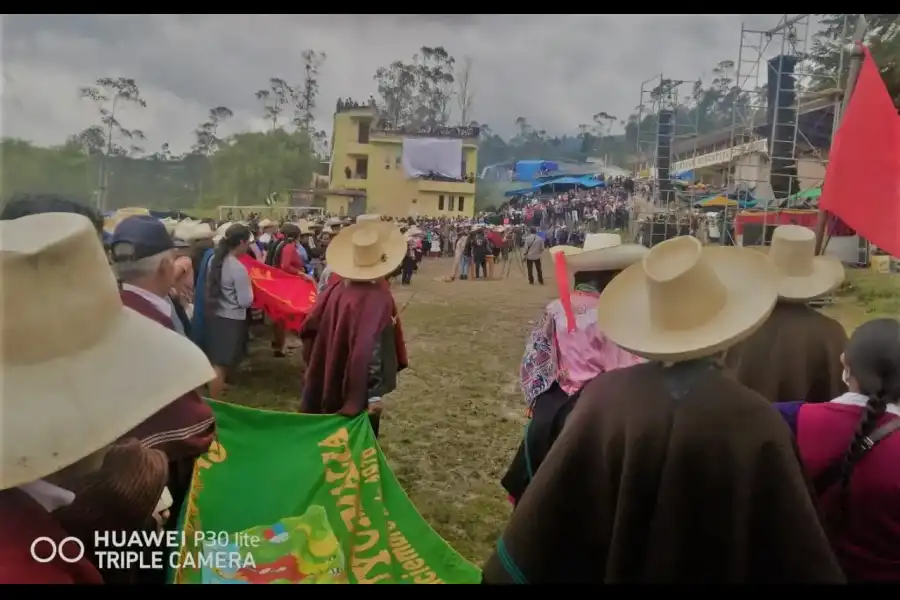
[358,120,370,144]
[458,196,465,212]
[438,195,445,211]
[447,196,455,211]
[355,157,368,179]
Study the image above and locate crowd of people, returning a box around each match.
[1,191,898,584]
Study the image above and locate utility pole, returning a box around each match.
[814,14,868,256]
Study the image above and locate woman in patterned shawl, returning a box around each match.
[503,234,648,506]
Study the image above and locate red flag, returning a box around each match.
[819,46,900,257]
[237,254,317,332]
[552,250,576,333]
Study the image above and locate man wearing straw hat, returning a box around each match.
[299,215,409,438]
[483,235,844,583]
[0,213,215,583]
[725,225,848,403]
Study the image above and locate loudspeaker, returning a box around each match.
[656,109,673,197]
[766,55,800,199]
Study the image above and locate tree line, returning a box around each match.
[2,14,897,211]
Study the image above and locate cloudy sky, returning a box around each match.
[2,14,800,154]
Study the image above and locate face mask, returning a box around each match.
[842,368,851,387]
[259,233,272,244]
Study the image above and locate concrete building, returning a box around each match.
[326,101,479,218]
[668,95,836,201]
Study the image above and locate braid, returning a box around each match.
[206,240,230,312]
[833,392,890,525]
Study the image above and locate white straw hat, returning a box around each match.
[0,213,216,489]
[549,245,582,257]
[174,220,215,243]
[566,233,649,272]
[597,235,778,362]
[766,225,845,301]
[325,222,407,281]
[356,213,383,224]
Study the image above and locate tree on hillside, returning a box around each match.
[294,50,326,132]
[209,129,316,206]
[456,55,475,126]
[192,106,234,203]
[372,46,456,128]
[810,14,900,106]
[77,77,148,209]
[255,77,293,130]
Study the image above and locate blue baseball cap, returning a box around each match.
[110,215,187,262]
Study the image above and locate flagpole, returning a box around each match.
[814,14,869,256]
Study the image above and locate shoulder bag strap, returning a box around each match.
[813,416,900,496]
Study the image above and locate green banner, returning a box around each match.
[172,400,481,584]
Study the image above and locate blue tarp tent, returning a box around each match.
[514,160,559,182]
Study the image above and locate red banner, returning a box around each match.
[237,254,317,331]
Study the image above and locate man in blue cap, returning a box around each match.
[111,215,190,335]
[110,215,217,583]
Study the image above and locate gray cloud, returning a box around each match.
[1,14,800,155]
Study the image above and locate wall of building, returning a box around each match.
[327,109,477,218]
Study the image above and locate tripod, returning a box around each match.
[503,239,528,279]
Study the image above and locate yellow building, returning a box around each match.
[326,103,478,218]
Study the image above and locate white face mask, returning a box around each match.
[259,232,272,244]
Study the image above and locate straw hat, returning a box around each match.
[549,245,583,257]
[174,220,214,243]
[160,217,178,236]
[356,213,383,224]
[326,221,408,281]
[566,233,649,272]
[597,235,778,362]
[212,221,235,244]
[1,213,216,489]
[767,225,845,301]
[258,218,276,230]
[406,226,424,237]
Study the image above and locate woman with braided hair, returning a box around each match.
[775,318,900,582]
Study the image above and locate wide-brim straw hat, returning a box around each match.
[566,233,649,272]
[326,221,408,281]
[406,226,424,237]
[356,213,383,224]
[597,235,778,362]
[0,212,216,489]
[766,224,845,301]
[174,220,215,243]
[549,245,583,257]
[258,218,276,229]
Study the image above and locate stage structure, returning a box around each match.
[725,14,857,260]
[633,75,702,246]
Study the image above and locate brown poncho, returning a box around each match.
[725,302,847,403]
[482,361,845,583]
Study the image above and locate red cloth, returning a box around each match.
[819,46,900,257]
[278,242,303,276]
[237,254,317,332]
[0,489,104,583]
[797,403,900,582]
[120,291,215,461]
[299,277,408,417]
[553,250,576,333]
[487,231,503,248]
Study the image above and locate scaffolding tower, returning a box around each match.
[725,14,849,247]
[633,75,701,245]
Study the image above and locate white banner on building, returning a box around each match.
[401,137,463,180]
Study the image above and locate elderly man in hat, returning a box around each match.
[300,215,409,438]
[0,213,215,583]
[110,216,217,545]
[484,236,844,583]
[725,225,847,403]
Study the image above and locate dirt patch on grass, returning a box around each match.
[223,257,896,565]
